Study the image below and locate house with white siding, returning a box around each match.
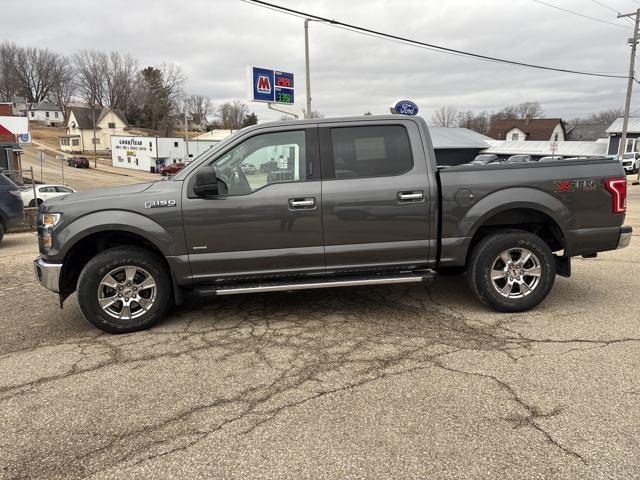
[59,106,129,153]
[28,101,64,126]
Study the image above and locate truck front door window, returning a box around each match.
[213,130,306,195]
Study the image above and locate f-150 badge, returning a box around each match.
[144,200,176,209]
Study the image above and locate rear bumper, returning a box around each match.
[617,226,633,249]
[34,257,62,293]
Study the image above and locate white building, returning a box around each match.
[28,101,64,126]
[61,107,129,153]
[111,136,220,172]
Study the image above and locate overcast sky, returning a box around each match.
[4,0,639,122]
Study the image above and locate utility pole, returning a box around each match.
[617,8,640,186]
[184,110,190,160]
[91,104,97,169]
[304,18,312,119]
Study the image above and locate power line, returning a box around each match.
[241,0,628,79]
[590,0,635,24]
[531,0,632,29]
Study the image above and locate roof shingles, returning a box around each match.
[487,118,564,141]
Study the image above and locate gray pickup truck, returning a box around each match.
[34,116,632,333]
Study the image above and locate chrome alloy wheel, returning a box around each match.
[490,248,542,299]
[97,266,157,321]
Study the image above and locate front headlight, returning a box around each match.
[40,213,61,248]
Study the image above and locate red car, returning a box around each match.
[67,156,90,168]
[159,163,185,176]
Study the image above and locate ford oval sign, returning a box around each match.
[392,100,419,116]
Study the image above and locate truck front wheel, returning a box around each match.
[468,231,556,312]
[77,247,172,333]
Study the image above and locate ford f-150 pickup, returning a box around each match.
[33,115,632,333]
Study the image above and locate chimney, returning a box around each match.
[524,114,531,125]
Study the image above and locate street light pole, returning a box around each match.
[617,9,640,186]
[304,18,312,119]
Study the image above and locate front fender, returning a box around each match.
[48,210,183,260]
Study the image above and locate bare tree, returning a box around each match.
[48,61,76,120]
[185,94,213,125]
[493,101,544,120]
[74,50,138,110]
[0,42,19,100]
[217,100,249,130]
[457,110,490,135]
[10,45,66,103]
[431,106,458,127]
[73,50,106,106]
[302,109,324,119]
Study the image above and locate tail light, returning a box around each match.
[604,178,627,214]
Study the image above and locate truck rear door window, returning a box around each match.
[329,125,413,179]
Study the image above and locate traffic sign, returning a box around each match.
[248,66,295,104]
[550,141,558,152]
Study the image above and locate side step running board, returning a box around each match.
[193,272,434,297]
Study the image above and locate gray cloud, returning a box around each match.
[3,0,636,121]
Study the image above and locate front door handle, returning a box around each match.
[289,198,316,209]
[398,191,424,202]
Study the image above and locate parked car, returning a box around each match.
[621,152,640,174]
[33,115,631,333]
[159,163,185,176]
[20,184,76,207]
[241,164,257,175]
[67,157,90,168]
[470,154,499,165]
[539,156,564,162]
[506,155,532,163]
[0,173,25,244]
[260,160,279,173]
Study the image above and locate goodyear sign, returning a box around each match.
[249,66,294,104]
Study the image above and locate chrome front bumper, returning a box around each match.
[34,257,62,293]
[617,226,633,250]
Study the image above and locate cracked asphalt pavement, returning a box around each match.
[1,186,639,479]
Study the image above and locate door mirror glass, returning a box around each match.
[194,166,220,196]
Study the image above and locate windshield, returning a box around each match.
[171,130,244,181]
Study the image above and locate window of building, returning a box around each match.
[174,141,179,148]
[108,122,116,129]
[554,133,559,141]
[328,125,412,179]
[55,112,59,118]
[211,130,306,195]
[72,139,80,146]
[149,142,152,148]
[30,111,34,117]
[46,111,50,118]
[92,138,100,145]
[511,133,519,141]
[626,138,635,153]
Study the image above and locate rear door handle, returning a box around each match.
[398,191,424,202]
[289,198,316,209]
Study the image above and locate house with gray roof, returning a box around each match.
[605,117,640,155]
[28,101,64,126]
[60,106,129,153]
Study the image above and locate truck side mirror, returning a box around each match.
[193,166,220,196]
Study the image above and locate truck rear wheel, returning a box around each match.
[77,247,172,333]
[468,231,556,312]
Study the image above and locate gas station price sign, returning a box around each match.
[249,67,295,105]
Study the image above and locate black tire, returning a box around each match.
[467,231,556,312]
[0,222,4,244]
[77,247,172,333]
[434,266,467,276]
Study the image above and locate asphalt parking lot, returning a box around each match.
[1,184,639,479]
